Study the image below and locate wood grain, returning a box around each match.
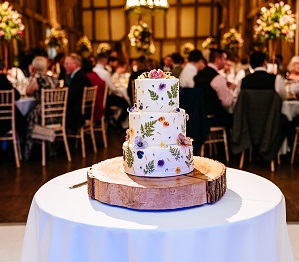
[88,156,226,210]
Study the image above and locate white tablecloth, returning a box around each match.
[15,97,35,116]
[21,167,294,262]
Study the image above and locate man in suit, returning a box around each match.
[194,49,236,128]
[240,51,287,99]
[64,54,92,131]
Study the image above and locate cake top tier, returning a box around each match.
[134,69,179,113]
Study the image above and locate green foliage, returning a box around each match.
[144,160,155,174]
[185,149,193,168]
[169,146,181,161]
[148,90,159,101]
[126,147,134,168]
[140,120,157,138]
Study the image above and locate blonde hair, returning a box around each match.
[68,53,82,67]
[287,56,299,72]
[32,56,48,74]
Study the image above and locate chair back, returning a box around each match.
[41,88,68,127]
[102,83,108,113]
[0,90,15,130]
[231,89,282,160]
[82,86,97,123]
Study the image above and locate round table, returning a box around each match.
[20,166,294,262]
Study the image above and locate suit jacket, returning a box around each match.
[66,69,92,130]
[231,89,282,161]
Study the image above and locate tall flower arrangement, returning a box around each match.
[128,21,155,55]
[97,42,111,54]
[253,1,296,43]
[202,37,216,50]
[221,28,243,51]
[76,36,93,57]
[182,42,194,57]
[0,1,24,40]
[45,28,68,50]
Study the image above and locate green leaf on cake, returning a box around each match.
[169,146,181,161]
[167,90,172,99]
[126,146,134,168]
[144,160,155,174]
[148,90,159,101]
[168,100,175,106]
[171,83,179,98]
[140,120,157,138]
[185,149,193,168]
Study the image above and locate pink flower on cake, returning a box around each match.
[177,133,193,147]
[125,129,130,141]
[133,136,148,149]
[148,69,165,78]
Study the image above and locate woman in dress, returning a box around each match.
[24,56,59,160]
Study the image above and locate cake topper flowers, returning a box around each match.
[138,69,173,79]
[177,133,193,147]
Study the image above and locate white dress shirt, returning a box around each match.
[179,63,198,88]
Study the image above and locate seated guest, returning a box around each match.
[194,49,236,128]
[93,53,129,129]
[82,58,106,122]
[239,51,290,149]
[0,60,25,136]
[179,49,206,88]
[286,56,299,96]
[63,54,92,131]
[24,56,59,160]
[127,55,148,105]
[170,52,183,78]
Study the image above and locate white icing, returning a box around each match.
[128,109,187,147]
[122,141,193,177]
[135,78,179,112]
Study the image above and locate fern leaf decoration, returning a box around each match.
[168,100,175,106]
[140,120,157,138]
[185,149,193,168]
[167,90,172,99]
[144,160,155,174]
[148,90,159,101]
[169,146,181,161]
[126,146,134,168]
[171,83,179,98]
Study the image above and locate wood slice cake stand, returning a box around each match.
[87,156,226,210]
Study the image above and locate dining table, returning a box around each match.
[20,165,294,262]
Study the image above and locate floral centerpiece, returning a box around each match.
[128,21,156,55]
[97,42,111,54]
[221,28,243,51]
[202,37,216,50]
[45,28,68,50]
[253,1,296,43]
[0,1,24,40]
[181,42,194,57]
[76,36,93,57]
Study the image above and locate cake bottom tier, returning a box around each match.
[122,141,193,177]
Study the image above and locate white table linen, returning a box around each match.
[15,97,35,116]
[21,167,293,262]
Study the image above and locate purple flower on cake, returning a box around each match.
[177,133,193,147]
[129,105,137,112]
[137,151,144,159]
[157,159,165,167]
[139,103,143,110]
[159,83,166,90]
[133,136,148,149]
